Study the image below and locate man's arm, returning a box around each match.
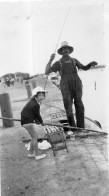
[74,58,97,70]
[45,54,55,75]
[45,59,53,75]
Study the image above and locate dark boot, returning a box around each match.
[76,107,85,128]
[67,115,76,131]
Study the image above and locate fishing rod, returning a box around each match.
[0,116,107,135]
[44,6,71,90]
[54,7,71,53]
[45,122,106,135]
[0,116,21,122]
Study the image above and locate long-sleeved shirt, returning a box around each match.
[21,97,43,125]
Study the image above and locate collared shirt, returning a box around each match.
[21,97,43,125]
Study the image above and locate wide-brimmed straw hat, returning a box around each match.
[32,86,47,96]
[57,41,74,55]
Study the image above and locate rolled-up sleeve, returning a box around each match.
[48,61,60,74]
[74,58,92,70]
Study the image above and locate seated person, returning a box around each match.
[21,86,47,160]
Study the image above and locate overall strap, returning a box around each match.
[59,58,77,76]
[72,58,78,72]
[72,58,76,66]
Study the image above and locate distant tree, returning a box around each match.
[3,73,15,78]
[1,72,30,80]
[15,72,30,79]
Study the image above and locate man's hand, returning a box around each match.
[50,53,55,62]
[45,53,55,75]
[90,61,97,67]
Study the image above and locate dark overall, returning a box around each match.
[59,58,84,128]
[49,57,86,128]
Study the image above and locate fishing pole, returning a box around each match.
[0,116,107,135]
[0,116,21,122]
[45,122,107,135]
[43,75,48,90]
[44,6,71,90]
[54,6,71,53]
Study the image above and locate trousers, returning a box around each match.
[60,75,85,128]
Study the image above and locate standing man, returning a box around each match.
[45,41,97,134]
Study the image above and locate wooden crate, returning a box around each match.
[44,126,68,156]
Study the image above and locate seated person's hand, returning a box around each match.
[41,122,46,126]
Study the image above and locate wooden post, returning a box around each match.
[25,80,29,88]
[26,84,32,98]
[32,80,37,89]
[0,93,14,127]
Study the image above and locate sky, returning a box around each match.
[0,0,109,77]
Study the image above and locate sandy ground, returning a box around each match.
[0,70,109,196]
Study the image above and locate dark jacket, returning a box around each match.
[21,97,43,125]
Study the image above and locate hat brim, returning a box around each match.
[57,46,74,55]
[32,90,48,96]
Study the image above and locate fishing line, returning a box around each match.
[42,102,65,112]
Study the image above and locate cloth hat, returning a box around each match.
[57,41,74,55]
[32,86,47,96]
